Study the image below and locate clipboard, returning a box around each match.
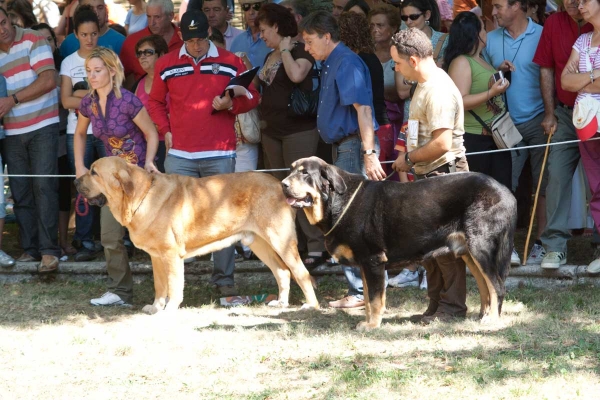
[211,66,260,114]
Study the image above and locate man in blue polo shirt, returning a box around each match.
[59,0,125,58]
[229,0,271,68]
[484,0,545,266]
[299,11,386,309]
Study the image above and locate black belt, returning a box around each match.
[557,101,574,111]
[416,160,457,180]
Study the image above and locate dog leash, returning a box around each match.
[324,181,364,237]
[75,194,89,217]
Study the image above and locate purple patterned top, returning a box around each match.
[79,89,147,166]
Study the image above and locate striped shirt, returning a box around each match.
[0,27,58,135]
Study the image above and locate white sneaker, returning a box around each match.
[0,249,15,268]
[526,242,546,265]
[388,269,419,288]
[588,258,600,274]
[541,252,567,270]
[90,292,131,307]
[419,270,427,290]
[511,249,521,266]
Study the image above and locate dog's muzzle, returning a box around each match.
[281,178,314,209]
[74,178,107,207]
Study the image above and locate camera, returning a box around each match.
[493,70,504,83]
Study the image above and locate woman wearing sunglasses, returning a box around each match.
[134,34,170,172]
[396,0,449,128]
[60,5,106,262]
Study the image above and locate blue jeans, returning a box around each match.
[67,134,106,246]
[165,154,237,286]
[332,135,387,299]
[4,124,60,258]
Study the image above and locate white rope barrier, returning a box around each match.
[0,135,598,178]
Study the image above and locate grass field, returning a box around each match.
[1,276,600,399]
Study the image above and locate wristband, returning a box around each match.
[12,94,19,105]
[592,71,596,83]
[362,149,377,155]
[281,48,290,53]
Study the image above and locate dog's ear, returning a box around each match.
[321,164,347,195]
[113,168,135,198]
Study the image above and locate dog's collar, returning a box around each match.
[132,175,155,217]
[324,181,364,237]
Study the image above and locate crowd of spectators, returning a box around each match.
[0,0,600,312]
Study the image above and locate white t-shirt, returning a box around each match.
[59,52,93,135]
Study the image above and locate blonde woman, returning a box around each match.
[74,47,159,306]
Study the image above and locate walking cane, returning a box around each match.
[522,125,555,265]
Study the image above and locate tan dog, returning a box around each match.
[75,157,319,314]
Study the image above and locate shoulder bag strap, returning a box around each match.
[433,33,448,61]
[468,109,492,132]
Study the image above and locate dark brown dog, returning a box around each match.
[282,157,516,330]
[75,157,319,314]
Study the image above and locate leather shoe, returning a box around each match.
[17,253,40,262]
[328,296,365,309]
[420,312,465,325]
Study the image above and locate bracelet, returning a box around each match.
[281,48,290,53]
[591,70,596,83]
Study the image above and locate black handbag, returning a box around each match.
[287,62,321,118]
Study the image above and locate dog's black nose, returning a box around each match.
[74,178,80,189]
[281,179,290,189]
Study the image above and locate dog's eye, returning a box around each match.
[301,170,309,175]
[90,169,97,176]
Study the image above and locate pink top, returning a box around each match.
[136,75,168,141]
[437,0,452,21]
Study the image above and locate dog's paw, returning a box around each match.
[267,299,289,308]
[300,303,318,310]
[142,304,160,315]
[356,321,379,332]
[479,313,499,325]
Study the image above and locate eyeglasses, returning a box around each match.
[241,2,264,11]
[136,49,157,58]
[401,13,423,21]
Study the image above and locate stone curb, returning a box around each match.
[2,261,600,288]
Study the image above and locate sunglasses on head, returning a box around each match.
[241,2,264,11]
[401,13,423,21]
[136,49,157,58]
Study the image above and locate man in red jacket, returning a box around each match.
[148,9,260,296]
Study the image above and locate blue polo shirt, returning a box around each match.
[60,28,125,58]
[229,27,272,68]
[483,18,543,125]
[317,42,378,143]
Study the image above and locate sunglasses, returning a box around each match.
[401,13,423,21]
[136,49,157,58]
[241,2,264,11]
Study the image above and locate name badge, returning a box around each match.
[407,119,419,152]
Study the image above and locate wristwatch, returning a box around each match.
[362,149,377,155]
[405,152,414,167]
[12,94,19,105]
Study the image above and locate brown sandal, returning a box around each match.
[38,256,59,274]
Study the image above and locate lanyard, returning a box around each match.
[502,28,525,64]
[586,32,599,72]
